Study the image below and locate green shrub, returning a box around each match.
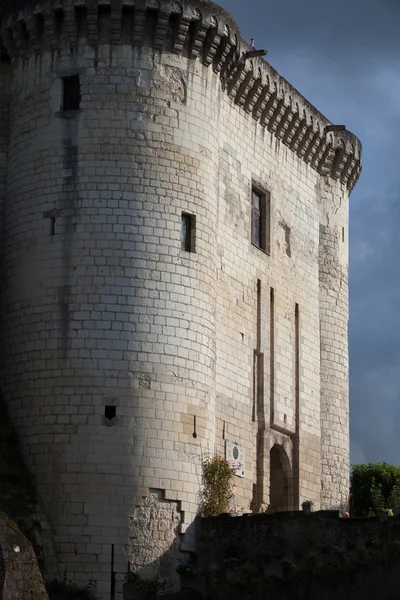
[46,580,98,600]
[124,572,168,599]
[200,455,236,517]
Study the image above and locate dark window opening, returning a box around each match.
[104,406,116,420]
[62,75,81,111]
[181,213,196,252]
[50,217,56,236]
[342,226,345,242]
[251,187,270,253]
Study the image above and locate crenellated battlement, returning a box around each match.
[0,0,361,191]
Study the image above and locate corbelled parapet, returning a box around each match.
[0,0,362,189]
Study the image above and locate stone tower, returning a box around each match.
[0,0,361,598]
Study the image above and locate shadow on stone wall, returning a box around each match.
[141,511,400,600]
[163,559,400,600]
[0,391,57,598]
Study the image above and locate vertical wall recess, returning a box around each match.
[292,302,300,509]
[253,279,266,511]
[269,287,275,425]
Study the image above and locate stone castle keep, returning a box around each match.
[0,0,361,597]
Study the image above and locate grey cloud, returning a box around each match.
[220,0,400,56]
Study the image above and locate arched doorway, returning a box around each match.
[269,444,292,512]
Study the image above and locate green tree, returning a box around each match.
[351,463,400,517]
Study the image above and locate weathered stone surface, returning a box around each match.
[0,1,361,598]
[0,511,48,600]
[128,492,182,589]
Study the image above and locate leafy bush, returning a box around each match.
[200,455,236,517]
[124,572,168,599]
[350,463,400,517]
[46,580,97,600]
[176,564,205,577]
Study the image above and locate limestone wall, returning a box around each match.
[0,0,361,598]
[319,179,350,510]
[1,44,220,598]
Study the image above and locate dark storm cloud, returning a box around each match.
[219,0,400,465]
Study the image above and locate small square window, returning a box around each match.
[251,187,270,253]
[62,75,81,111]
[181,213,196,253]
[104,405,116,420]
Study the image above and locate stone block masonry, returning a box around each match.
[0,1,361,598]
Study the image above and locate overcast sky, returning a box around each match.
[219,0,400,465]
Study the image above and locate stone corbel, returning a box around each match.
[348,163,361,190]
[132,0,147,46]
[252,84,271,120]
[340,155,356,185]
[202,19,221,67]
[297,124,315,158]
[153,7,171,50]
[243,76,263,114]
[189,21,209,59]
[317,144,336,177]
[267,98,286,134]
[10,22,27,57]
[259,88,278,127]
[63,2,78,49]
[311,137,330,171]
[303,131,320,163]
[213,30,234,73]
[24,16,42,54]
[226,61,247,96]
[275,106,292,139]
[171,9,191,54]
[289,118,308,152]
[330,144,346,180]
[86,0,99,46]
[42,4,58,50]
[282,110,300,146]
[235,70,254,106]
[1,28,19,60]
[110,0,123,45]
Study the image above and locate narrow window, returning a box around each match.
[62,75,81,111]
[342,226,345,243]
[251,187,270,253]
[181,213,196,252]
[50,217,56,236]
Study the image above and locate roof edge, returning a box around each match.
[0,0,362,191]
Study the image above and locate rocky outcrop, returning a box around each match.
[0,511,48,600]
[0,396,52,598]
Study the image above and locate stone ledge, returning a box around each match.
[0,0,362,192]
